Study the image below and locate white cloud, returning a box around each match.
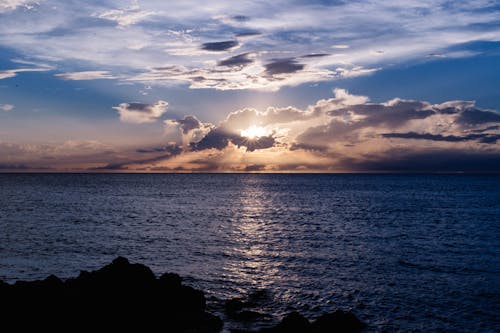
[55,71,117,80]
[1,104,14,111]
[95,7,153,27]
[113,100,168,123]
[0,0,38,12]
[332,45,349,49]
[0,0,498,90]
[0,67,51,79]
[129,59,375,91]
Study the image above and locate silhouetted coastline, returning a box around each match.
[0,257,365,332]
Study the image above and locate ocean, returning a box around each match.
[0,174,499,332]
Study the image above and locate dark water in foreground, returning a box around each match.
[0,174,499,332]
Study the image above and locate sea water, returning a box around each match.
[0,174,499,332]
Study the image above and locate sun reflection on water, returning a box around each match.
[222,176,282,291]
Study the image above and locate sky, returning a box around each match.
[0,0,499,172]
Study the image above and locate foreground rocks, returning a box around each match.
[231,310,365,333]
[0,257,222,332]
[0,257,365,333]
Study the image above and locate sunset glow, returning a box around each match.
[0,1,498,172]
[240,126,268,140]
[1,2,499,332]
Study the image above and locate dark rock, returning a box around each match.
[312,310,366,333]
[273,311,311,332]
[0,258,366,333]
[0,279,9,289]
[225,298,246,314]
[159,272,182,289]
[42,274,64,288]
[0,257,222,332]
[234,310,268,322]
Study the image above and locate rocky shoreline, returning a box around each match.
[0,257,365,332]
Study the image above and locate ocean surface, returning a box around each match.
[0,174,499,332]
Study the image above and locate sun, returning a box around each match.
[240,125,267,139]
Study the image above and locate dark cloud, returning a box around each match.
[218,53,254,67]
[294,99,437,146]
[232,135,276,152]
[293,98,500,151]
[152,65,184,72]
[92,163,129,171]
[470,125,500,133]
[136,144,183,154]
[235,31,262,37]
[201,40,238,51]
[126,102,149,111]
[232,15,250,22]
[244,164,267,172]
[456,109,500,125]
[340,150,500,173]
[382,132,500,144]
[436,106,460,114]
[192,127,276,152]
[289,142,329,152]
[94,143,183,170]
[329,99,435,127]
[191,76,226,83]
[301,53,330,58]
[265,58,305,75]
[170,115,204,134]
[192,128,231,150]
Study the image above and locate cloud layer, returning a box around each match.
[0,0,499,90]
[55,71,117,80]
[113,100,168,124]
[127,89,500,172]
[3,89,492,172]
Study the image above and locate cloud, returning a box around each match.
[129,57,354,91]
[136,143,182,154]
[113,100,168,123]
[191,128,276,152]
[231,15,250,22]
[382,132,500,144]
[201,40,239,51]
[456,108,500,125]
[0,0,37,12]
[0,67,51,80]
[164,115,213,147]
[264,58,304,75]
[102,88,500,172]
[55,71,117,80]
[338,150,500,173]
[218,53,255,67]
[94,2,153,27]
[1,86,498,172]
[235,31,261,38]
[1,104,14,111]
[0,1,498,91]
[0,139,119,171]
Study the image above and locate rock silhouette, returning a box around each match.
[235,310,366,333]
[0,257,365,332]
[0,257,222,332]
